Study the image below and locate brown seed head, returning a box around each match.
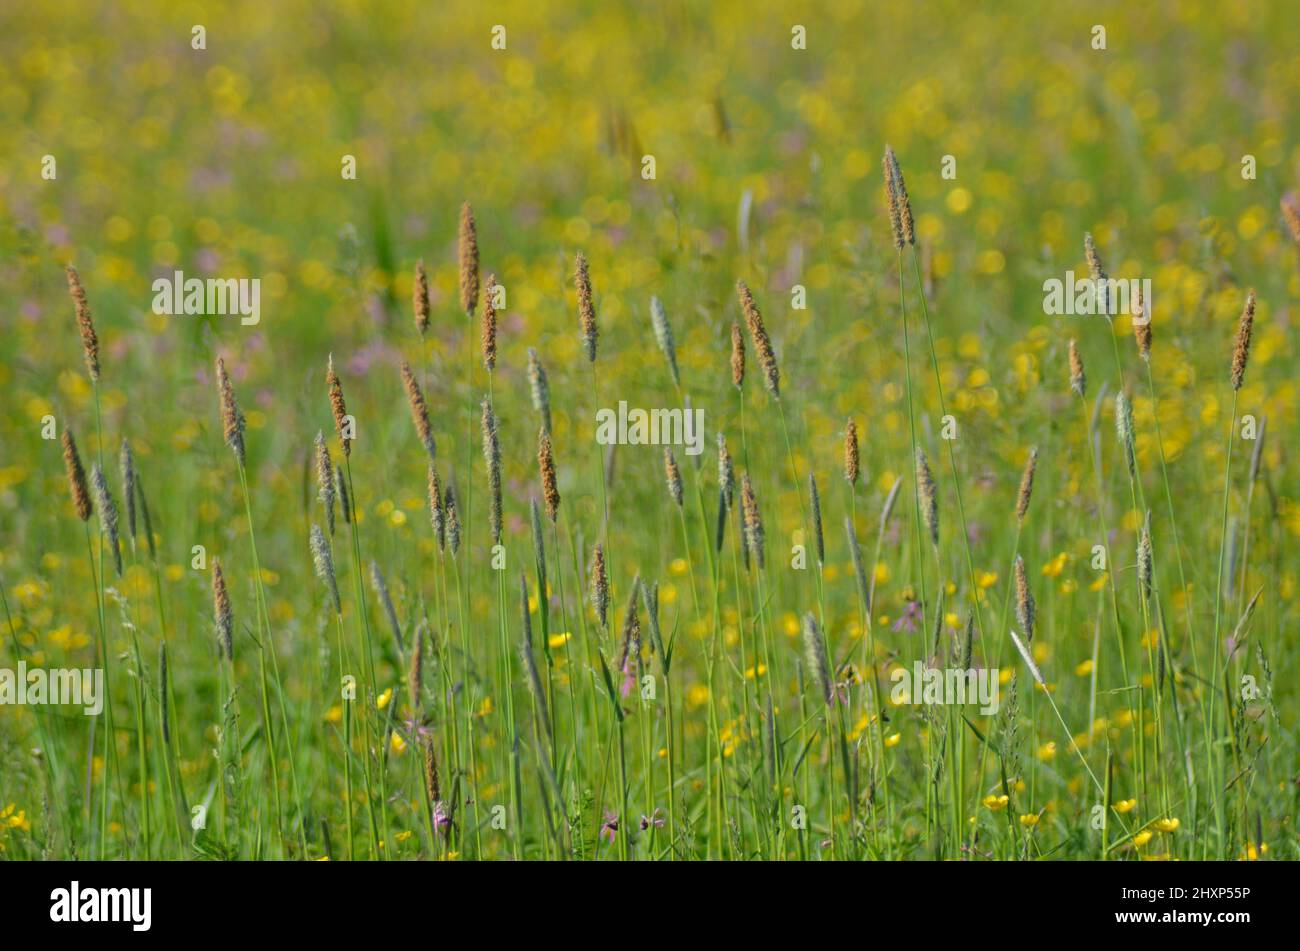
[844,418,860,485]
[576,252,597,362]
[1132,283,1152,361]
[664,447,683,507]
[427,464,445,550]
[717,432,734,508]
[1014,554,1035,643]
[423,735,441,805]
[61,429,93,522]
[1068,339,1086,398]
[314,431,336,535]
[444,483,461,555]
[590,543,609,627]
[1015,447,1038,524]
[730,321,745,389]
[66,264,100,383]
[736,281,779,398]
[412,259,430,334]
[481,398,502,544]
[327,354,350,456]
[538,428,560,523]
[481,273,498,371]
[458,201,479,316]
[884,146,914,247]
[216,356,246,466]
[883,149,904,250]
[1231,290,1255,391]
[400,361,436,460]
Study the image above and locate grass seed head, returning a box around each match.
[1133,283,1152,361]
[664,447,683,507]
[590,543,609,627]
[90,462,122,576]
[314,431,336,535]
[1231,290,1255,391]
[119,439,136,541]
[884,146,915,247]
[459,201,479,316]
[1015,447,1038,524]
[1014,554,1036,643]
[1138,513,1153,600]
[481,398,503,544]
[400,361,437,460]
[527,348,553,435]
[326,354,350,457]
[216,356,246,466]
[538,428,560,523]
[427,464,445,550]
[370,559,402,653]
[649,295,680,386]
[212,557,233,661]
[736,281,779,398]
[741,472,765,570]
[335,462,352,525]
[1115,391,1136,477]
[444,483,461,555]
[916,448,938,547]
[809,473,824,566]
[576,251,597,362]
[412,259,430,334]
[844,418,860,485]
[730,321,745,389]
[1282,192,1300,245]
[481,273,498,371]
[310,523,341,615]
[61,429,92,522]
[66,264,100,383]
[717,432,735,508]
[802,613,833,707]
[1068,339,1086,398]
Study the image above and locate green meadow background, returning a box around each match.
[0,0,1296,860]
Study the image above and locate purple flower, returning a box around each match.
[600,811,619,844]
[639,810,665,831]
[893,599,922,634]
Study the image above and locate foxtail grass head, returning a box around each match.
[649,295,680,387]
[741,472,765,570]
[413,259,430,335]
[427,464,445,550]
[326,354,350,457]
[1137,513,1153,600]
[844,418,859,485]
[444,482,461,555]
[400,361,437,461]
[576,251,597,362]
[310,523,341,615]
[527,348,553,435]
[90,463,122,577]
[1015,447,1038,524]
[736,281,779,398]
[882,146,915,248]
[61,429,92,522]
[1014,554,1035,643]
[1115,391,1135,477]
[664,447,683,507]
[916,448,938,547]
[481,398,503,544]
[590,543,609,628]
[802,613,833,707]
[1282,193,1300,245]
[66,264,100,383]
[314,431,336,535]
[216,356,246,466]
[730,322,745,389]
[481,273,498,371]
[459,201,479,317]
[1068,339,1086,397]
[808,473,824,567]
[536,428,560,523]
[1231,290,1255,391]
[1133,284,1151,361]
[119,439,136,541]
[212,557,233,661]
[717,433,735,508]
